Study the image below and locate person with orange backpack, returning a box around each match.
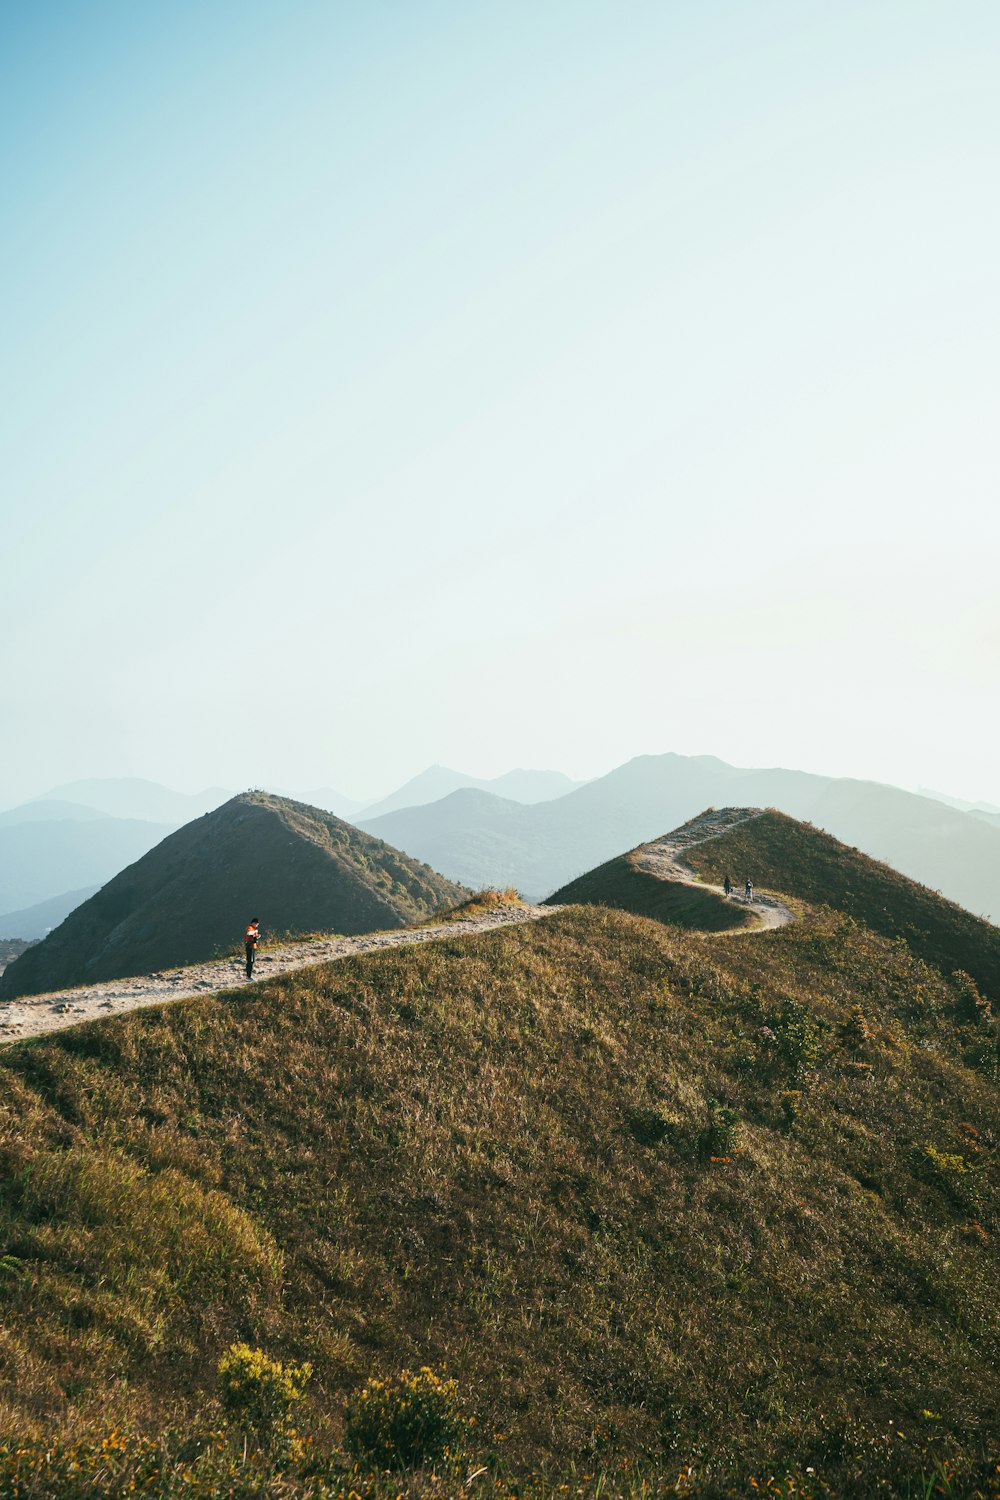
[244,918,261,979]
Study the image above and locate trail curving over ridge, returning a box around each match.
[633,807,796,933]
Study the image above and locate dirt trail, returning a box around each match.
[0,904,559,1048]
[633,807,795,933]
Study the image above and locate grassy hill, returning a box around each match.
[0,793,466,999]
[680,809,1000,1004]
[0,883,997,1494]
[547,849,753,933]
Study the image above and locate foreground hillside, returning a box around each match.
[0,896,997,1494]
[0,793,466,999]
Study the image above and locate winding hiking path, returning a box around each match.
[633,807,796,933]
[0,904,559,1048]
[0,808,793,1049]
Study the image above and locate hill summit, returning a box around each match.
[0,792,466,999]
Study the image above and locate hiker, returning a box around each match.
[244,918,260,978]
[745,879,753,902]
[723,875,732,897]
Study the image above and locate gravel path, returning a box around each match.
[0,904,559,1048]
[634,808,795,932]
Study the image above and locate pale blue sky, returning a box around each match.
[3,1,998,805]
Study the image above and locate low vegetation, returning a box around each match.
[433,887,524,922]
[0,863,997,1494]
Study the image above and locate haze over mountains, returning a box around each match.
[361,752,1000,919]
[0,769,579,936]
[0,814,174,935]
[359,765,583,820]
[3,755,998,945]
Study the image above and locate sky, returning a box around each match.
[2,0,999,807]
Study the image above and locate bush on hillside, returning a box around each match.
[952,970,992,1027]
[700,1101,741,1158]
[218,1343,311,1449]
[344,1367,468,1470]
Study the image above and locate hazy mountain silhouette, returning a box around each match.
[300,786,368,818]
[359,764,581,820]
[0,885,101,940]
[30,778,230,824]
[0,792,466,998]
[918,784,1000,816]
[0,800,112,827]
[361,751,1000,918]
[0,817,175,917]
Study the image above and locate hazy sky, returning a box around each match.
[3,0,999,806]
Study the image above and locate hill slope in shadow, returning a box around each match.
[0,792,466,998]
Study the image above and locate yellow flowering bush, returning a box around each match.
[344,1366,468,1470]
[217,1342,311,1447]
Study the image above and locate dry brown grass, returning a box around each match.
[0,900,997,1493]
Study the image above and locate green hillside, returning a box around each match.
[0,792,466,999]
[0,892,997,1495]
[681,809,1000,1002]
[547,849,752,932]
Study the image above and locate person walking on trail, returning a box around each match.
[745,879,754,903]
[244,918,260,979]
[723,875,732,897]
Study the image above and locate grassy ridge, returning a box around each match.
[546,851,752,932]
[0,904,997,1491]
[682,810,1000,1000]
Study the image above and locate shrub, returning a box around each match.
[217,1343,311,1447]
[774,997,822,1077]
[701,1101,741,1157]
[916,1145,985,1214]
[344,1366,468,1470]
[778,1090,802,1128]
[838,1003,874,1053]
[952,969,992,1026]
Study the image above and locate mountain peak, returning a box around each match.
[0,795,466,999]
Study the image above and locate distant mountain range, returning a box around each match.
[0,769,580,937]
[357,765,583,821]
[0,815,174,925]
[3,759,997,943]
[360,751,1000,918]
[0,886,102,941]
[33,778,231,824]
[0,792,466,998]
